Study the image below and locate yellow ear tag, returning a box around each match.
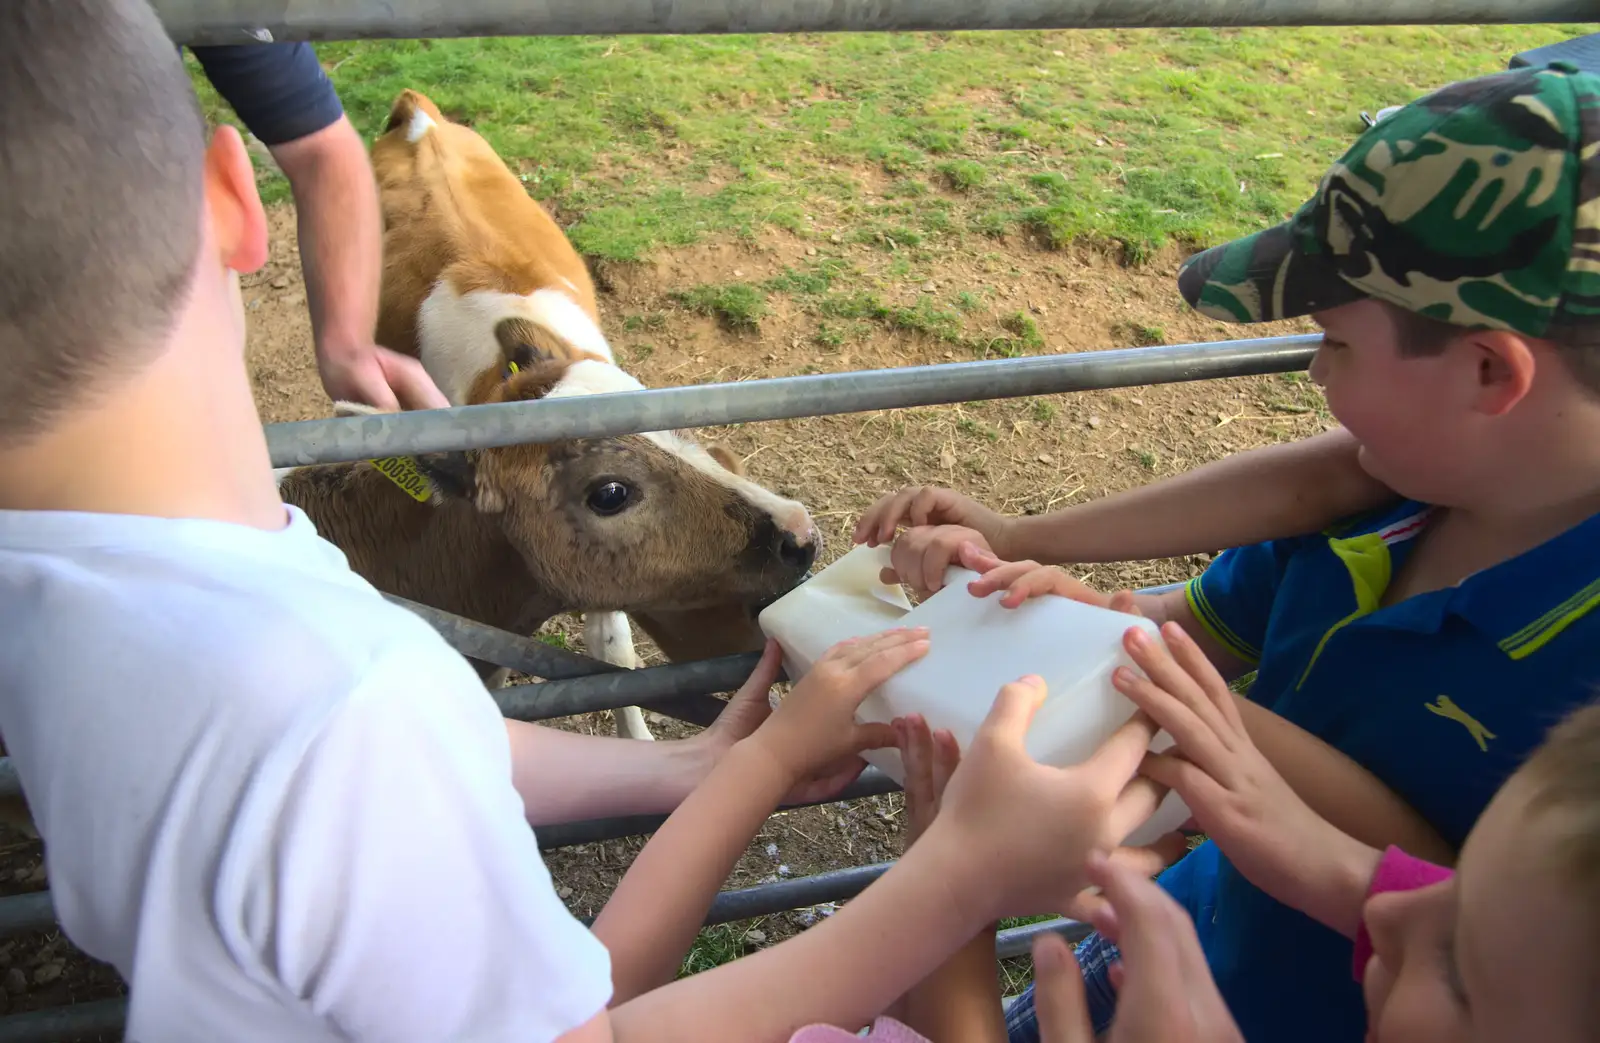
[507,360,521,375]
[371,456,434,503]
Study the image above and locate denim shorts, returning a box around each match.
[1003,930,1121,1043]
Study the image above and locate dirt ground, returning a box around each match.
[0,201,1333,1031]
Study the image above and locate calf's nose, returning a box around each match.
[777,530,817,572]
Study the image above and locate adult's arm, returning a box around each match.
[192,43,446,410]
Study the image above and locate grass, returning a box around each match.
[672,282,769,330]
[680,912,1064,995]
[187,25,1591,265]
[680,923,762,977]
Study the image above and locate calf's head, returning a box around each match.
[411,349,818,624]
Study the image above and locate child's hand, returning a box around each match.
[882,525,995,595]
[854,485,1009,554]
[894,714,960,846]
[926,675,1166,921]
[746,628,930,792]
[1112,621,1376,934]
[1032,852,1243,1043]
[959,544,1130,612]
[695,640,876,805]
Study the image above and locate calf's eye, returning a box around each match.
[587,481,632,516]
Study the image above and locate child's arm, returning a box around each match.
[891,716,1005,1043]
[503,721,727,826]
[580,674,1171,1043]
[501,656,878,828]
[1113,619,1430,938]
[858,427,1391,593]
[965,553,1454,869]
[591,631,928,1004]
[1006,427,1387,564]
[1031,854,1245,1043]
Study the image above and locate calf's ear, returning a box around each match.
[705,444,746,476]
[415,451,478,503]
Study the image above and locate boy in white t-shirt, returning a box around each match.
[0,4,1173,1041]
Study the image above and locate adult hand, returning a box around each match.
[926,675,1166,922]
[318,340,451,413]
[1032,852,1243,1043]
[853,485,1011,554]
[743,628,929,792]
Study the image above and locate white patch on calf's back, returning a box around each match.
[544,358,646,400]
[405,107,436,143]
[524,288,612,363]
[544,361,817,542]
[418,283,615,406]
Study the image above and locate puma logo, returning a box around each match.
[1425,696,1495,752]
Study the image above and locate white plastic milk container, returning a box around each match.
[757,543,1190,848]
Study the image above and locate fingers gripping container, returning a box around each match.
[757,543,1190,848]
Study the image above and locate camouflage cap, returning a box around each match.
[1177,62,1600,338]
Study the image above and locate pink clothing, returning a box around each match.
[789,1017,931,1043]
[1351,845,1454,981]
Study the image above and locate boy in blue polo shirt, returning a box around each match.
[986,63,1600,1043]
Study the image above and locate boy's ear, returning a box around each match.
[203,124,268,276]
[1466,329,1537,417]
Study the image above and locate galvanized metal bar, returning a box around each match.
[387,594,625,680]
[994,916,1091,959]
[578,862,896,928]
[387,594,741,726]
[0,767,899,939]
[0,862,902,1043]
[535,766,899,849]
[497,654,758,720]
[0,923,1091,1043]
[0,906,1094,1043]
[0,998,127,1043]
[265,337,1319,468]
[152,0,1591,45]
[0,893,53,939]
[0,678,740,801]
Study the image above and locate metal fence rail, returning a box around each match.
[0,339,1318,1037]
[151,0,1592,44]
[1,332,1281,1035]
[266,335,1320,468]
[0,881,1085,1043]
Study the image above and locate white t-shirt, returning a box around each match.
[0,504,612,1042]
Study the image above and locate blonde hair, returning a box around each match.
[1517,700,1600,927]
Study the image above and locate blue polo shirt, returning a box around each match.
[1165,497,1600,1043]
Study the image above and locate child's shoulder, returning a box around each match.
[0,504,502,818]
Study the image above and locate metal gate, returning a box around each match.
[0,2,1584,1038]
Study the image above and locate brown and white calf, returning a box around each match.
[278,89,819,741]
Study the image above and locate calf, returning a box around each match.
[279,89,819,740]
